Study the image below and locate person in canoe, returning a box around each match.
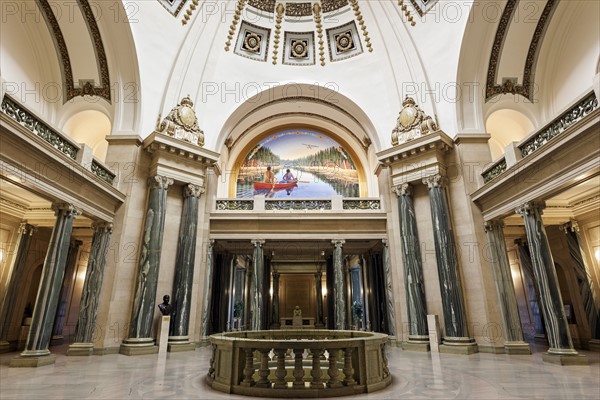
[280,169,296,183]
[264,166,275,184]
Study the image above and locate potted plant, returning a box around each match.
[351,301,364,330]
[233,301,244,330]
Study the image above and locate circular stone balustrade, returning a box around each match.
[207,329,391,397]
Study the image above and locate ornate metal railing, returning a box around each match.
[91,159,116,185]
[343,199,381,210]
[519,91,598,157]
[216,199,255,211]
[482,158,507,183]
[1,96,79,160]
[208,330,390,397]
[265,200,332,211]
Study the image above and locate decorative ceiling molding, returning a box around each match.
[36,0,111,103]
[157,0,188,17]
[486,0,559,102]
[408,0,437,17]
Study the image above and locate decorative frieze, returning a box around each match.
[91,160,116,185]
[321,0,348,13]
[342,199,381,210]
[248,0,275,13]
[520,92,598,157]
[265,200,332,211]
[482,158,507,183]
[216,200,255,211]
[285,2,312,17]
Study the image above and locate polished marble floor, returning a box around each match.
[1,343,598,399]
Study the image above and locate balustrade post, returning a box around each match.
[310,348,323,388]
[293,348,305,388]
[256,349,271,388]
[326,348,342,388]
[342,348,356,386]
[241,348,256,386]
[274,348,287,389]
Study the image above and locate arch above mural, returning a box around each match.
[232,127,364,199]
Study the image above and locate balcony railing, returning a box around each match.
[1,95,115,185]
[214,196,382,212]
[481,91,598,184]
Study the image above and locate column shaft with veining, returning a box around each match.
[423,175,475,352]
[251,240,265,331]
[0,223,35,352]
[484,220,530,354]
[517,202,584,363]
[200,240,215,338]
[271,271,281,329]
[125,176,173,342]
[381,240,397,337]
[314,271,324,328]
[170,184,203,343]
[68,223,112,355]
[332,240,347,330]
[394,184,427,341]
[51,240,82,343]
[10,204,79,366]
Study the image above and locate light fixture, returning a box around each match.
[322,287,327,296]
[595,248,600,262]
[269,287,273,297]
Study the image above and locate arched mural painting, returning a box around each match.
[236,129,359,198]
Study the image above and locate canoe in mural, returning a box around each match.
[253,181,298,190]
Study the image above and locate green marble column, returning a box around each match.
[169,184,203,352]
[67,222,112,356]
[251,240,265,331]
[0,223,36,354]
[394,184,427,349]
[314,271,324,328]
[517,202,586,364]
[382,240,398,338]
[484,220,530,354]
[200,240,215,339]
[332,240,347,330]
[271,271,281,329]
[51,240,82,344]
[423,175,477,354]
[120,175,173,356]
[10,204,80,367]
[560,221,600,347]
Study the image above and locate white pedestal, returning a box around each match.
[427,315,441,353]
[157,316,170,357]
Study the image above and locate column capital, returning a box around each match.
[559,220,579,233]
[208,239,215,247]
[18,222,37,236]
[51,203,81,217]
[382,239,389,248]
[515,201,546,217]
[148,175,174,190]
[483,219,504,232]
[332,239,345,248]
[273,271,280,278]
[251,239,265,247]
[422,174,447,189]
[91,221,113,233]
[314,271,322,278]
[183,183,205,198]
[392,183,412,197]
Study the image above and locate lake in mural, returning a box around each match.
[236,129,360,198]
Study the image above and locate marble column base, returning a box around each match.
[119,338,158,356]
[588,339,600,352]
[439,338,478,355]
[167,336,196,353]
[67,343,94,356]
[504,342,531,355]
[402,341,430,352]
[50,335,65,346]
[10,353,56,368]
[0,340,12,354]
[534,334,548,344]
[542,352,588,365]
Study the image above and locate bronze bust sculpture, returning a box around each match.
[158,295,173,316]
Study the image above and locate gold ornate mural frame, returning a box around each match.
[227,123,368,198]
